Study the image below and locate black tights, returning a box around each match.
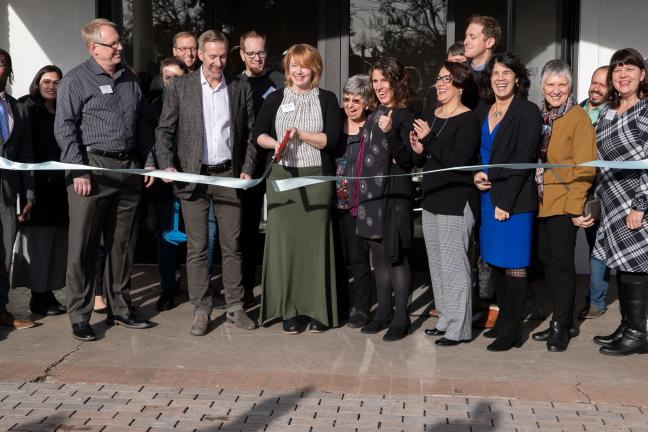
[368,240,410,327]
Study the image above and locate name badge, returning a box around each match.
[604,110,616,121]
[100,85,113,94]
[262,86,276,99]
[281,102,295,113]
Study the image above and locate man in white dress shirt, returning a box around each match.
[156,30,257,336]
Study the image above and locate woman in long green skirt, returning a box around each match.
[252,44,341,333]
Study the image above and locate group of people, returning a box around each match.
[0,14,646,357]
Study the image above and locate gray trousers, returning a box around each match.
[180,169,243,315]
[422,203,475,341]
[66,154,142,324]
[0,202,16,312]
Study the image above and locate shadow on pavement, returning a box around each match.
[424,400,500,431]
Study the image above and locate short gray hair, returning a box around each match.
[541,59,573,90]
[81,18,118,45]
[343,74,370,102]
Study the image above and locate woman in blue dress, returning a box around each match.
[473,53,543,351]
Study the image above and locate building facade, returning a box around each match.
[1,0,647,269]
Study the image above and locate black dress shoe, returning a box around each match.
[435,337,461,346]
[72,322,96,341]
[283,317,299,334]
[383,323,410,342]
[156,290,177,311]
[424,328,445,337]
[360,319,389,334]
[308,318,328,333]
[532,325,579,341]
[347,309,369,329]
[46,292,67,313]
[106,312,152,329]
[30,292,65,316]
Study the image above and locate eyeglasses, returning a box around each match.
[436,74,453,84]
[175,46,197,53]
[243,51,266,59]
[95,40,122,50]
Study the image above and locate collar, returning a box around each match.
[200,67,226,90]
[87,57,123,77]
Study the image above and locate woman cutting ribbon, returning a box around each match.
[253,43,341,333]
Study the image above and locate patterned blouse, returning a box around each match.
[274,87,323,168]
[592,98,648,272]
[335,132,362,210]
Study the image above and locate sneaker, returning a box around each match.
[226,310,256,330]
[190,313,210,336]
[582,304,607,319]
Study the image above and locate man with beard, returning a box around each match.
[0,49,36,330]
[236,30,284,307]
[578,66,611,320]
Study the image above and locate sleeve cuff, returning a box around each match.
[631,194,648,212]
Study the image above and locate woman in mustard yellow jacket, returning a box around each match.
[531,60,597,352]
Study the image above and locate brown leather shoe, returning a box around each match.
[0,311,36,329]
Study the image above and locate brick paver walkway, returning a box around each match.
[1,381,646,432]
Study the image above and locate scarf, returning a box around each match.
[535,97,575,200]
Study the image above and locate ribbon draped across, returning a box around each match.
[0,156,647,193]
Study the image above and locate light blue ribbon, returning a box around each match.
[270,160,648,192]
[0,156,646,192]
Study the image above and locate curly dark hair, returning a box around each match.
[441,60,473,90]
[606,48,648,109]
[0,49,14,88]
[479,52,530,104]
[28,65,63,101]
[367,57,414,110]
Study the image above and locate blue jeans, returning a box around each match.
[585,223,609,310]
[207,199,218,278]
[588,256,609,310]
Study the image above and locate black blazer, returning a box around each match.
[155,70,256,199]
[251,88,341,175]
[1,95,34,206]
[475,97,543,214]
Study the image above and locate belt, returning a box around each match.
[87,148,133,161]
[201,160,232,175]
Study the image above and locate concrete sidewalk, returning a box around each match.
[0,266,646,431]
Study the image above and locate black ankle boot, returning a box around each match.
[546,320,570,352]
[594,275,627,347]
[487,274,525,352]
[600,278,648,356]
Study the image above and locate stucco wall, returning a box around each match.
[0,0,94,97]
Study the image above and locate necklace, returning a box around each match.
[431,105,460,138]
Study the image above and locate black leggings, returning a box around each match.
[367,239,410,327]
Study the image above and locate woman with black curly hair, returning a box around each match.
[473,53,543,351]
[358,57,415,342]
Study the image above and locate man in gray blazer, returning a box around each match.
[156,30,257,335]
[0,49,36,330]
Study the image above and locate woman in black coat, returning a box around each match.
[472,53,543,351]
[358,57,415,342]
[13,65,68,316]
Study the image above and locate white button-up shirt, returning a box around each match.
[200,68,231,165]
